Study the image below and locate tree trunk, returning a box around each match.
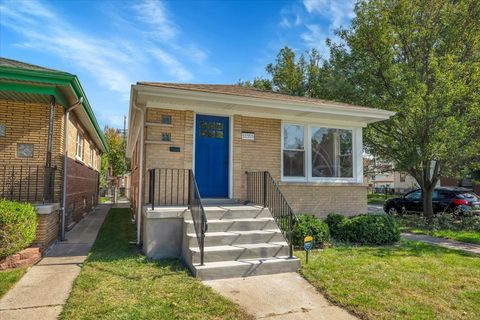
[422,187,434,220]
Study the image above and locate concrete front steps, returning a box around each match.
[183,204,300,280]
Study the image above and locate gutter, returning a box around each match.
[133,101,145,245]
[60,97,83,241]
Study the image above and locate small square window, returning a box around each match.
[17,143,34,158]
[161,115,172,124]
[162,132,171,142]
[0,124,5,137]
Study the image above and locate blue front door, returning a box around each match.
[195,114,229,198]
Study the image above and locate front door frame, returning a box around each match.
[192,112,233,199]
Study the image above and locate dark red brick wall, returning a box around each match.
[65,158,99,228]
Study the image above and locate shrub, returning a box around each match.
[0,200,37,258]
[337,214,400,245]
[325,213,345,238]
[292,214,330,247]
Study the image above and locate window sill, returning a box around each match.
[145,140,173,145]
[145,122,173,128]
[279,180,366,187]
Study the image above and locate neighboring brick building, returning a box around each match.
[0,57,108,248]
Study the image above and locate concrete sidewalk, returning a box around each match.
[205,273,358,319]
[0,204,110,320]
[402,232,480,255]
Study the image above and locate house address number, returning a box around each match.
[241,132,255,140]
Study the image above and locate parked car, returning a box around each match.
[384,187,480,215]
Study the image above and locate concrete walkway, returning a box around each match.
[0,204,110,320]
[204,273,357,319]
[402,232,480,255]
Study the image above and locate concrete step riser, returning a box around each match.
[185,220,278,233]
[202,209,272,220]
[190,245,290,264]
[188,232,285,247]
[195,259,301,280]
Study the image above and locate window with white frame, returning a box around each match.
[282,124,305,178]
[89,145,94,165]
[76,132,84,159]
[282,123,355,181]
[311,127,353,178]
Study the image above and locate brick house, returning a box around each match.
[0,58,108,250]
[126,83,393,279]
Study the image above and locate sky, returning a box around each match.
[0,0,355,129]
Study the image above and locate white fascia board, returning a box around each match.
[126,86,141,158]
[135,85,395,123]
[145,101,368,128]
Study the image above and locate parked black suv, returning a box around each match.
[384,187,480,215]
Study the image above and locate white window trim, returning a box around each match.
[76,132,84,160]
[281,123,307,182]
[281,122,363,184]
[89,145,94,166]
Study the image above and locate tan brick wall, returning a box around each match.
[232,115,281,200]
[65,112,100,228]
[279,184,368,217]
[144,108,193,205]
[136,109,367,215]
[0,99,102,231]
[0,99,64,202]
[33,210,60,249]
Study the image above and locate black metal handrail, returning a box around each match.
[148,168,190,207]
[245,171,297,258]
[188,170,208,266]
[148,168,208,265]
[1,165,56,203]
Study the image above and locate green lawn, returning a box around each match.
[99,197,109,203]
[61,208,252,320]
[408,228,480,245]
[396,214,480,245]
[367,193,395,204]
[297,241,480,320]
[0,267,26,298]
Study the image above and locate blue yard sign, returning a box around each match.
[304,235,313,264]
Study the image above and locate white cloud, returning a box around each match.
[297,0,355,56]
[149,48,193,81]
[279,7,302,29]
[0,0,134,97]
[132,0,177,41]
[303,0,355,30]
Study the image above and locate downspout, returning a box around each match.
[44,95,55,203]
[60,97,83,241]
[133,102,145,245]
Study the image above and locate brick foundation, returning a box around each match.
[33,203,60,249]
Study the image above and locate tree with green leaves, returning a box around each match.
[332,0,480,219]
[103,127,129,178]
[246,0,480,219]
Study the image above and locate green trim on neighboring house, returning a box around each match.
[0,82,68,107]
[0,64,108,152]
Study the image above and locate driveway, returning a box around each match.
[368,203,384,214]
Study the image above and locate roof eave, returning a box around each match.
[134,84,395,123]
[0,66,108,153]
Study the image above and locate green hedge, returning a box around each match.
[326,213,400,245]
[292,214,330,247]
[325,213,345,239]
[0,200,37,258]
